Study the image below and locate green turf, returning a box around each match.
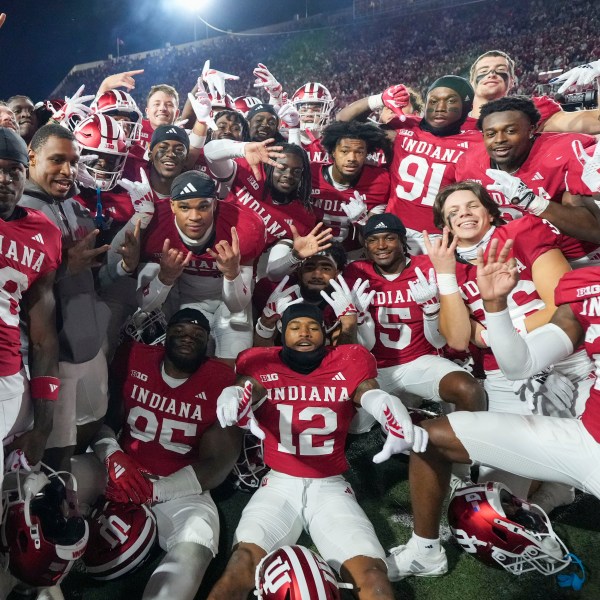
[39,428,600,600]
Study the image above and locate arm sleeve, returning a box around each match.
[423,314,446,349]
[265,241,300,282]
[357,313,376,351]
[204,139,247,181]
[484,307,574,379]
[222,265,254,312]
[136,262,173,312]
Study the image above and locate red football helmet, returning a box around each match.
[448,481,572,576]
[121,308,168,346]
[0,468,89,587]
[233,95,262,117]
[229,431,269,493]
[83,499,157,580]
[74,113,129,191]
[291,83,334,132]
[91,89,143,144]
[255,545,342,599]
[208,92,235,113]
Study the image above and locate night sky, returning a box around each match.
[0,0,350,101]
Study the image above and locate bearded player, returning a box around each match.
[206,302,428,600]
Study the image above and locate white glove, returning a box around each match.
[276,103,300,128]
[551,59,600,93]
[202,59,239,100]
[514,370,576,416]
[320,275,358,318]
[4,449,31,473]
[188,79,218,129]
[76,153,99,189]
[263,275,302,319]
[253,62,283,101]
[408,267,440,317]
[572,139,600,193]
[53,84,94,129]
[119,168,155,228]
[486,169,549,215]
[340,191,368,226]
[360,389,428,463]
[350,278,375,324]
[216,382,265,439]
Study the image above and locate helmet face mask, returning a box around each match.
[448,482,572,576]
[229,431,268,493]
[74,114,129,191]
[0,467,89,587]
[255,545,342,600]
[292,83,334,133]
[122,309,168,346]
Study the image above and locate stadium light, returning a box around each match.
[171,0,209,11]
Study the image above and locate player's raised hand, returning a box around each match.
[551,59,600,94]
[216,381,265,439]
[207,226,242,280]
[340,191,368,225]
[243,138,286,180]
[290,222,333,259]
[51,84,94,128]
[423,227,458,274]
[381,84,410,119]
[253,63,283,101]
[350,278,375,324]
[320,274,358,318]
[275,103,300,128]
[0,13,6,29]
[119,168,155,228]
[202,59,239,99]
[98,69,144,93]
[263,275,302,321]
[408,267,440,316]
[158,238,192,286]
[67,229,110,275]
[475,238,517,303]
[115,218,141,274]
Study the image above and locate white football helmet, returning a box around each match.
[121,309,168,346]
[291,83,334,132]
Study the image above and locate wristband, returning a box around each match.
[368,94,384,111]
[256,319,276,339]
[30,376,60,401]
[436,273,459,295]
[189,132,207,149]
[526,195,550,216]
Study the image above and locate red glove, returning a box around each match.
[382,84,410,118]
[105,450,152,505]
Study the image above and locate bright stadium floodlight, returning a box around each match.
[172,0,209,12]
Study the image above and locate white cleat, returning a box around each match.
[385,543,448,581]
[529,482,575,514]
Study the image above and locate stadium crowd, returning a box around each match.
[1,0,600,599]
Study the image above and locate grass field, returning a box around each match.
[31,428,600,600]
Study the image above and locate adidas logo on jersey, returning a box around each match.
[457,141,469,149]
[332,372,346,381]
[531,172,544,181]
[31,233,44,244]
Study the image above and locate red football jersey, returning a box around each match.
[139,118,154,147]
[0,208,62,376]
[74,187,135,228]
[455,216,559,371]
[114,341,235,476]
[386,116,483,233]
[344,255,437,367]
[310,163,390,253]
[236,345,377,478]
[554,268,600,441]
[225,159,317,247]
[141,198,266,275]
[454,132,598,260]
[302,135,330,165]
[462,95,563,131]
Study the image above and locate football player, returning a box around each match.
[114,170,266,361]
[386,251,600,580]
[206,302,427,600]
[311,120,391,258]
[467,50,600,134]
[343,213,487,414]
[19,124,111,472]
[0,128,61,485]
[0,101,18,131]
[428,181,593,507]
[454,96,600,263]
[337,76,483,254]
[82,307,242,600]
[7,94,39,143]
[141,84,181,147]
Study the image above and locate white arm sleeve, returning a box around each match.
[484,308,574,380]
[287,128,301,147]
[357,313,376,350]
[222,265,254,312]
[136,262,173,312]
[204,139,247,181]
[423,314,446,349]
[265,240,301,282]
